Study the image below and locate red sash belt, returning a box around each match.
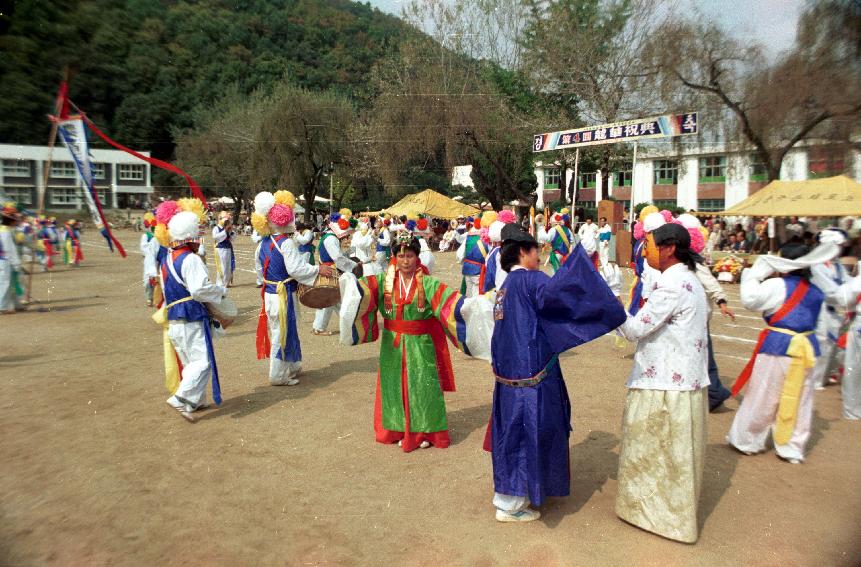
[732,279,810,396]
[463,259,483,266]
[384,317,455,392]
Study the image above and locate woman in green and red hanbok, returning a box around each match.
[339,235,493,452]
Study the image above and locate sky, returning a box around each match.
[367,0,806,60]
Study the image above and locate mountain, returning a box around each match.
[0,0,412,159]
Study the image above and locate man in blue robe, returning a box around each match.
[488,224,626,522]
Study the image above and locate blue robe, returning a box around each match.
[489,244,626,505]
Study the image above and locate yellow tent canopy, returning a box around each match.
[382,188,480,219]
[718,175,861,217]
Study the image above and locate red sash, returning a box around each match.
[256,235,288,359]
[837,292,861,349]
[731,279,810,396]
[384,318,456,392]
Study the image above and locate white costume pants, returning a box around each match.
[843,322,861,420]
[812,308,842,388]
[599,241,610,267]
[168,320,211,408]
[727,354,815,461]
[0,261,20,312]
[215,248,234,287]
[493,492,530,513]
[314,304,339,332]
[265,293,302,385]
[463,275,479,298]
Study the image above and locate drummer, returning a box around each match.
[252,191,334,385]
[312,209,358,336]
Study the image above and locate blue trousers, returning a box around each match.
[707,325,731,410]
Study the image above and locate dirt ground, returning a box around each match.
[1,228,859,567]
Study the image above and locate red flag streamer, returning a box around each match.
[82,116,207,205]
[53,114,128,258]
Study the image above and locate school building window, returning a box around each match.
[2,159,31,177]
[616,163,632,186]
[2,187,33,205]
[580,172,596,188]
[697,199,725,212]
[50,161,77,178]
[92,163,106,179]
[119,164,144,181]
[575,201,596,209]
[653,199,677,209]
[50,187,78,205]
[749,154,769,181]
[653,160,678,185]
[698,156,726,182]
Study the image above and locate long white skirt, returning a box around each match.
[616,387,707,543]
[727,353,815,460]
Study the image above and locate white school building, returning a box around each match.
[533,141,861,213]
[0,143,154,211]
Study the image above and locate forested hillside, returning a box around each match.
[0,0,410,159]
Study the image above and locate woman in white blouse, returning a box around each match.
[615,215,709,544]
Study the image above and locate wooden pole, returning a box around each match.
[27,69,67,303]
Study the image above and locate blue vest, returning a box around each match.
[297,231,315,256]
[162,250,209,322]
[258,235,299,294]
[318,232,337,264]
[482,246,500,293]
[376,230,391,256]
[215,226,233,249]
[461,235,486,276]
[760,275,824,357]
[551,226,572,255]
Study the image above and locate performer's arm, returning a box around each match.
[294,230,314,245]
[811,263,844,307]
[426,278,493,361]
[455,238,467,262]
[536,226,552,244]
[535,245,626,351]
[379,229,391,247]
[618,284,680,341]
[695,262,727,306]
[279,239,319,285]
[740,260,785,314]
[212,226,227,244]
[182,254,226,303]
[338,273,380,345]
[325,236,357,273]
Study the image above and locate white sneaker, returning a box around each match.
[419,440,431,449]
[166,397,196,423]
[496,508,541,523]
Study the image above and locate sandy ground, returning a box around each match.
[1,228,859,567]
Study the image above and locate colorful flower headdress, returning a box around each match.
[251,190,296,236]
[154,198,206,247]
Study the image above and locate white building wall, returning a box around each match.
[632,160,653,205]
[725,153,749,208]
[533,164,545,209]
[676,157,699,210]
[780,148,808,180]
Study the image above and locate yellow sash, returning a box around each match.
[212,242,223,280]
[263,277,295,350]
[553,225,571,252]
[765,326,815,445]
[152,296,193,394]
